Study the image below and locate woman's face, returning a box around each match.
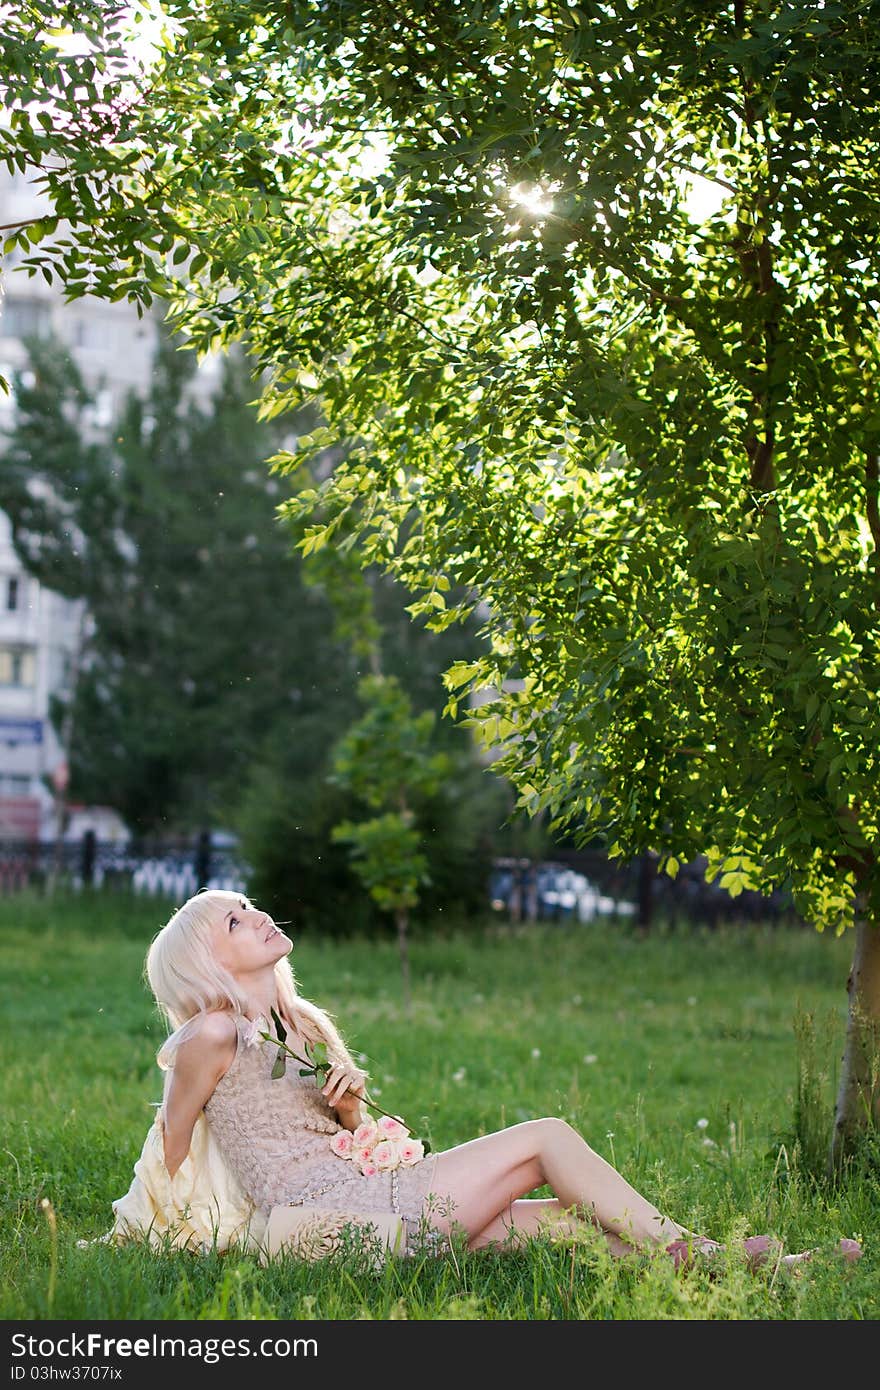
[209,896,292,979]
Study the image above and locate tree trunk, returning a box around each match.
[830,917,880,1173]
[395,906,412,1018]
[637,852,654,934]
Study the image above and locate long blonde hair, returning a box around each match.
[145,889,358,1074]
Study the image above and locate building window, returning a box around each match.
[0,774,31,796]
[0,297,51,339]
[6,576,19,611]
[0,646,35,686]
[84,387,114,429]
[72,317,108,351]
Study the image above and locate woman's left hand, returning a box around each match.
[321,1063,367,1118]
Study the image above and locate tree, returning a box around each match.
[0,2,176,373]
[330,674,451,1013]
[0,332,354,832]
[0,335,506,920]
[6,2,880,1166]
[239,513,512,932]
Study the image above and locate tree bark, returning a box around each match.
[830,916,880,1173]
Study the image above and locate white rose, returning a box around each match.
[397,1139,425,1166]
[372,1140,399,1171]
[329,1130,354,1159]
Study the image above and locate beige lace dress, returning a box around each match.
[203,1012,444,1256]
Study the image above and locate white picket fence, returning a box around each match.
[130,860,247,898]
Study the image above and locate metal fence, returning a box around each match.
[0,834,804,928]
[491,849,804,929]
[0,832,249,899]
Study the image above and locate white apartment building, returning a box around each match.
[0,509,83,837]
[0,165,161,431]
[0,165,220,839]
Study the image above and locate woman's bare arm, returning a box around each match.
[160,1012,237,1178]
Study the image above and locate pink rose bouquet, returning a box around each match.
[332,1114,427,1175]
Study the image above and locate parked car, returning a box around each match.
[490,858,636,923]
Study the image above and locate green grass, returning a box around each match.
[1,891,876,1320]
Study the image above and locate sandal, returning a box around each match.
[665,1233,862,1275]
[838,1238,862,1264]
[664,1236,724,1272]
[778,1238,863,1272]
[665,1233,791,1274]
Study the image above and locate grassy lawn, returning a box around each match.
[1,891,876,1320]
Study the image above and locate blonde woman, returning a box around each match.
[145,889,855,1271]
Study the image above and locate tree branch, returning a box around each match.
[734,0,780,495]
[666,158,737,196]
[866,452,880,554]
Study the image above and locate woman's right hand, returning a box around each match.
[321,1062,367,1128]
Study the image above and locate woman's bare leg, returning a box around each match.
[469,1197,637,1257]
[428,1118,688,1250]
